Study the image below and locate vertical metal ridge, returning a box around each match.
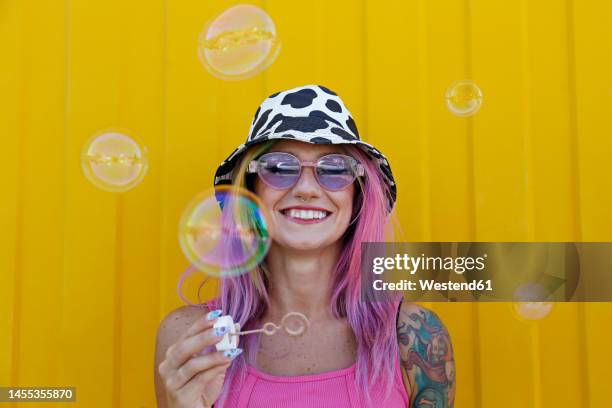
[58,0,71,387]
[463,0,482,402]
[472,302,482,408]
[520,0,535,242]
[11,0,28,389]
[159,0,169,321]
[417,0,431,241]
[464,0,476,241]
[520,1,541,406]
[564,0,582,241]
[112,196,124,408]
[261,0,268,99]
[112,4,127,403]
[564,1,589,404]
[361,0,368,141]
[530,323,542,408]
[577,302,591,408]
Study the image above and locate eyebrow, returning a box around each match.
[269,149,342,159]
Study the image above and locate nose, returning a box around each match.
[291,166,321,201]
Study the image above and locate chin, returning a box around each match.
[276,235,330,251]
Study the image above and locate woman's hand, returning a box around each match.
[157,311,242,408]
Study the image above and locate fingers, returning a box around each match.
[165,312,226,370]
[158,308,245,404]
[164,351,234,392]
[178,360,232,405]
[185,309,223,338]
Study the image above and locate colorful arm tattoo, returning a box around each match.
[397,305,456,407]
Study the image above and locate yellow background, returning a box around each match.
[1,0,611,407]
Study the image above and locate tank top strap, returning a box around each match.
[395,296,403,327]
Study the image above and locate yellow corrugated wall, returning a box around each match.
[1,0,611,407]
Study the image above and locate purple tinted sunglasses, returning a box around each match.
[247,152,364,191]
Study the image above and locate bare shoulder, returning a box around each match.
[157,305,210,343]
[396,302,456,407]
[398,301,434,322]
[154,304,210,407]
[156,304,211,359]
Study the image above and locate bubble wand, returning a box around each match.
[214,312,309,351]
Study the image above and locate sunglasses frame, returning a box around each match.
[247,152,365,191]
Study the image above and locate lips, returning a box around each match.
[279,206,332,224]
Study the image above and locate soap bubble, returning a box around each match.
[512,302,553,321]
[197,4,281,80]
[512,282,553,321]
[445,80,483,116]
[81,131,148,192]
[179,185,273,277]
[513,282,550,302]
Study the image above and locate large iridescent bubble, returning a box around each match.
[197,4,281,80]
[179,186,273,277]
[81,131,148,192]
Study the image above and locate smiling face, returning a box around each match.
[253,140,356,252]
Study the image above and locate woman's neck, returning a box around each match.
[264,242,342,321]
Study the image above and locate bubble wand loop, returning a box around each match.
[231,312,309,337]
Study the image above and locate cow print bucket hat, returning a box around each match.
[213,84,397,211]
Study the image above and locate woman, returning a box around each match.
[155,85,456,407]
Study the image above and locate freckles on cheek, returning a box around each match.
[254,179,278,211]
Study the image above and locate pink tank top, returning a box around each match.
[207,299,410,408]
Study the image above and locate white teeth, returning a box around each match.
[286,209,328,220]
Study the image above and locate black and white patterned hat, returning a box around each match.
[213,84,397,211]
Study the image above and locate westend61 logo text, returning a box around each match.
[371,253,488,275]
